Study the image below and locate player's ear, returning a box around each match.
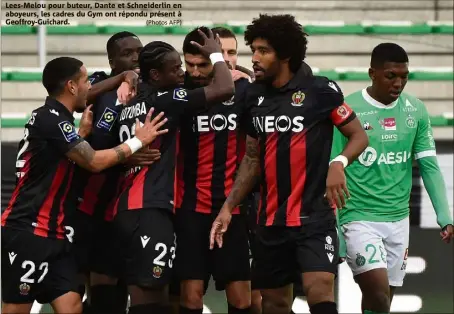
[66,79,77,95]
[150,69,160,81]
[109,58,115,70]
[368,67,375,81]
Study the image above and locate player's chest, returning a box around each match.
[356,108,418,147]
[189,97,243,133]
[249,89,320,133]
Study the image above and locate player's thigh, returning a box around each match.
[384,217,410,287]
[342,220,388,277]
[213,213,251,290]
[122,209,176,288]
[89,219,120,278]
[251,226,296,290]
[173,210,211,282]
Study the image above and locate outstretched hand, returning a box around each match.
[190,28,222,58]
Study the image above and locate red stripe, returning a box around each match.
[195,132,215,214]
[225,130,240,214]
[264,132,278,226]
[56,162,74,239]
[286,132,306,226]
[79,173,106,215]
[104,177,125,221]
[34,160,68,237]
[1,152,32,226]
[127,167,148,209]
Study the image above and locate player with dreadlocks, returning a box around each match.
[112,30,234,314]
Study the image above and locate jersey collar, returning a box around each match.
[361,88,398,110]
[45,97,76,122]
[274,62,314,93]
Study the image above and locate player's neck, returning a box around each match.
[54,95,75,114]
[367,86,394,106]
[272,66,294,89]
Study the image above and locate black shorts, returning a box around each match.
[113,208,175,288]
[252,218,339,290]
[89,219,119,277]
[68,210,94,273]
[173,210,250,291]
[1,228,78,304]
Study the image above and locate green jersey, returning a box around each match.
[332,88,436,225]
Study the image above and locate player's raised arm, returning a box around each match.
[412,101,453,242]
[67,109,168,173]
[189,28,235,105]
[87,70,139,104]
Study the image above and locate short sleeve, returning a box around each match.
[157,87,207,116]
[413,101,437,159]
[39,113,84,154]
[241,106,258,139]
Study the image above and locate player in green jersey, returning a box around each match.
[331,43,454,314]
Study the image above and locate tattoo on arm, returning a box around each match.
[225,137,260,208]
[114,145,127,162]
[71,141,95,163]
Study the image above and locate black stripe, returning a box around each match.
[274,132,292,226]
[337,112,356,128]
[180,128,199,211]
[211,131,228,212]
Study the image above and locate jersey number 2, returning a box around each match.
[119,122,144,142]
[20,260,49,284]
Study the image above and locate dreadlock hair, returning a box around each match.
[244,14,308,73]
[42,57,83,97]
[182,26,211,55]
[370,43,409,68]
[106,31,138,59]
[139,41,177,82]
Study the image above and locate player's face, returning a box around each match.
[73,65,91,113]
[219,37,238,70]
[250,38,280,83]
[370,62,409,103]
[156,50,185,89]
[111,37,143,74]
[184,53,214,86]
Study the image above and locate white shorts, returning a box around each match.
[341,217,410,287]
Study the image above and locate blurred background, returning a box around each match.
[1,0,453,313]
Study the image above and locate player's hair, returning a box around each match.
[212,26,237,48]
[244,14,308,73]
[370,43,409,68]
[42,57,83,97]
[106,31,138,59]
[139,41,177,81]
[182,26,211,55]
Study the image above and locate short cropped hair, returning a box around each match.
[107,31,138,59]
[139,41,177,81]
[212,26,237,48]
[244,14,308,73]
[371,43,409,68]
[182,26,211,55]
[42,57,83,96]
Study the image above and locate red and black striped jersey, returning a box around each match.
[244,66,356,227]
[175,77,249,214]
[1,97,84,239]
[115,83,207,213]
[72,72,125,222]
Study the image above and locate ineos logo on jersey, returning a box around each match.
[253,115,305,133]
[119,102,147,121]
[195,114,238,132]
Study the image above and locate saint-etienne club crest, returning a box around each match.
[291,91,305,107]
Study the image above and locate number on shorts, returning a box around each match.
[168,234,177,268]
[65,226,75,243]
[153,243,167,267]
[379,245,386,263]
[20,260,49,284]
[365,244,380,264]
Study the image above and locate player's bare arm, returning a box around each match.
[210,135,260,249]
[190,28,235,105]
[67,109,168,173]
[327,116,368,209]
[87,70,139,104]
[125,147,161,166]
[235,64,255,80]
[78,104,94,138]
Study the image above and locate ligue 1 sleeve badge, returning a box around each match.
[291,91,305,107]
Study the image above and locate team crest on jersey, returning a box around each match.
[97,107,118,131]
[363,121,373,130]
[291,91,305,106]
[405,115,416,128]
[173,88,188,102]
[222,95,235,106]
[153,265,163,278]
[337,105,349,118]
[19,283,30,295]
[58,121,79,142]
